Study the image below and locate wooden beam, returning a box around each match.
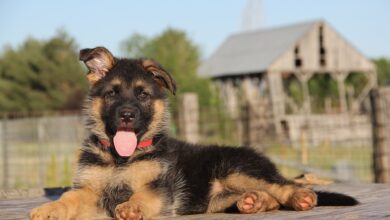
[357,71,378,104]
[295,72,313,114]
[267,71,285,134]
[332,72,348,113]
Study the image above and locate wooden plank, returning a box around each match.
[177,93,199,143]
[269,21,375,72]
[1,184,390,220]
[371,88,390,183]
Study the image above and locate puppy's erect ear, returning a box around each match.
[142,59,177,95]
[79,47,115,84]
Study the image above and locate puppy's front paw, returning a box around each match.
[115,201,144,220]
[29,201,68,220]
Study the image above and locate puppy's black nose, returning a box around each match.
[120,109,136,122]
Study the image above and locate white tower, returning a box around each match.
[241,0,263,31]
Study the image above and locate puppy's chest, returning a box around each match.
[76,159,163,193]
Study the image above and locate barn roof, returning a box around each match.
[198,20,319,78]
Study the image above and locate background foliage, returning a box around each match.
[121,29,216,108]
[0,30,88,113]
[121,29,220,128]
[0,28,389,114]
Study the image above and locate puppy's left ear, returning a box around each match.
[142,59,176,95]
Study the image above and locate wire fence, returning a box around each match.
[1,87,390,190]
[196,101,374,183]
[0,114,84,190]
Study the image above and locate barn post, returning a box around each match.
[333,72,348,113]
[1,114,8,189]
[357,70,378,105]
[267,71,285,135]
[220,79,239,118]
[296,72,313,114]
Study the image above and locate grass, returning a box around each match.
[265,142,373,182]
[1,141,77,189]
[196,115,373,183]
[1,137,374,190]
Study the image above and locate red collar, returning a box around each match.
[99,138,153,149]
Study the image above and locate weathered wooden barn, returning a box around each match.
[198,20,377,146]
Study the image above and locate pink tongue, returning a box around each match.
[113,131,138,157]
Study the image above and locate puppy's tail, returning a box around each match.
[315,191,359,206]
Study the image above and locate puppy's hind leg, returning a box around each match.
[207,190,279,214]
[222,173,317,211]
[207,191,242,213]
[207,179,279,214]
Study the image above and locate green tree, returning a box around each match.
[120,33,149,57]
[121,29,216,112]
[0,30,88,113]
[345,72,368,98]
[283,75,304,107]
[308,74,339,113]
[373,58,390,86]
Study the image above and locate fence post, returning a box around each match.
[370,88,390,183]
[241,102,250,147]
[1,115,9,189]
[177,93,199,143]
[240,101,272,151]
[37,117,46,187]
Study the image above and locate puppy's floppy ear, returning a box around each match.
[79,47,115,84]
[142,59,177,95]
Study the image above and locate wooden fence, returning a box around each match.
[0,114,84,189]
[370,87,390,183]
[179,88,390,183]
[1,87,390,190]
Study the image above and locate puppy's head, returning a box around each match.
[80,47,176,156]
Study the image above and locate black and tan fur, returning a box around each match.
[30,47,358,220]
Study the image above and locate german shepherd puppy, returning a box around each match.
[30,47,358,220]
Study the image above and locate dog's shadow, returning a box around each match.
[43,187,71,200]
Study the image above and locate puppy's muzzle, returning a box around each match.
[118,107,140,130]
[120,108,136,123]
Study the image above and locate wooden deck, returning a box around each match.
[1,184,390,220]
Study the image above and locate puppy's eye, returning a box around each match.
[105,90,116,98]
[138,91,150,100]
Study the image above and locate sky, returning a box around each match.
[0,0,389,59]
